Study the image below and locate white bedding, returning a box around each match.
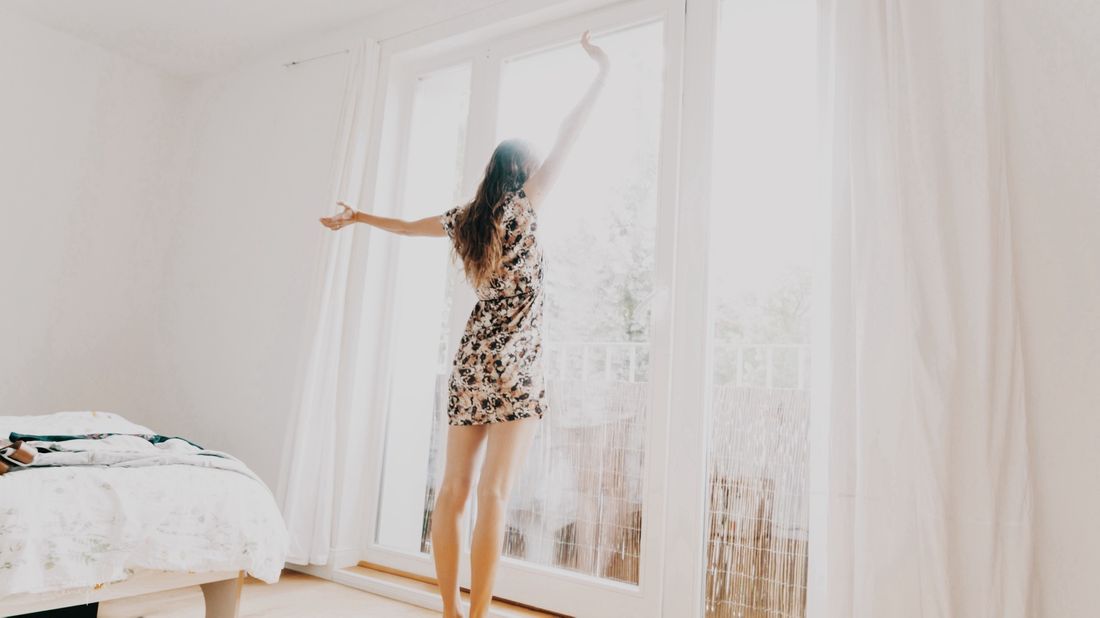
[0,411,288,598]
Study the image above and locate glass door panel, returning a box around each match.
[702,1,818,616]
[375,63,471,552]
[492,19,665,585]
[368,7,673,615]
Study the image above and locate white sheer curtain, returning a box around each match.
[277,40,380,567]
[813,0,1035,615]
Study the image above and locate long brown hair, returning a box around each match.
[453,139,540,288]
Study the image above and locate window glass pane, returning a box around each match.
[375,63,471,551]
[703,0,818,616]
[494,21,664,585]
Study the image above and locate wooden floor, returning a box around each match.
[99,570,438,618]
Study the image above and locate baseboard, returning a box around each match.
[284,563,332,579]
[328,545,361,570]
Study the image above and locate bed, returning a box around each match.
[0,411,288,617]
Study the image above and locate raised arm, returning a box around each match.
[523,30,610,209]
[320,201,446,237]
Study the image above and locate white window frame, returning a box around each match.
[341,1,765,616]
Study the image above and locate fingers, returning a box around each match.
[581,30,594,51]
[580,30,607,64]
[321,201,356,231]
[319,217,347,230]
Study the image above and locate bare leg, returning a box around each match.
[431,424,488,618]
[200,572,243,618]
[469,417,541,618]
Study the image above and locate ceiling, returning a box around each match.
[2,0,408,78]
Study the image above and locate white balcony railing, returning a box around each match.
[543,341,810,389]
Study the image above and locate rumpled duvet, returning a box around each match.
[7,433,263,484]
[0,411,288,598]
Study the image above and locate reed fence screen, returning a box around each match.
[419,342,810,616]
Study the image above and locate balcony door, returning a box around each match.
[363,2,679,616]
[358,1,823,616]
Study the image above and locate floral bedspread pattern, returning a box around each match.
[0,411,287,598]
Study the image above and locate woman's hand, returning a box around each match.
[580,30,609,74]
[320,201,357,231]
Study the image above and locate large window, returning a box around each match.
[365,4,674,615]
[355,1,822,616]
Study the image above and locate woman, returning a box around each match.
[321,30,609,618]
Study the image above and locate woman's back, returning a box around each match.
[442,188,544,301]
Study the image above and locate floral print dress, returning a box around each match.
[439,188,548,426]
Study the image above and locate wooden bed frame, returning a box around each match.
[2,569,244,617]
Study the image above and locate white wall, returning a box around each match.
[0,11,186,427]
[1002,1,1100,615]
[0,9,353,488]
[149,50,353,487]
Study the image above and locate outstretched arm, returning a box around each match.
[523,30,610,209]
[320,201,446,237]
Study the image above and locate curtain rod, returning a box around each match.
[283,49,350,68]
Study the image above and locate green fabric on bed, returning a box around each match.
[9,432,204,450]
